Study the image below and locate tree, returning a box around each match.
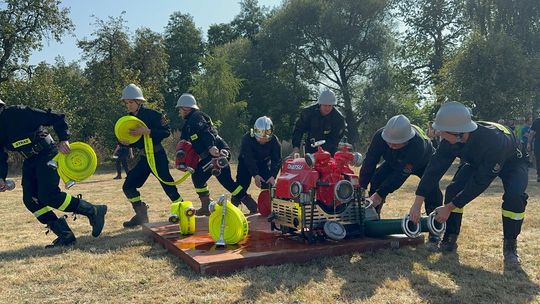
[261,0,392,146]
[191,48,248,149]
[78,14,136,148]
[398,0,468,90]
[164,12,204,129]
[231,0,267,41]
[0,0,73,83]
[207,23,237,47]
[131,28,168,107]
[439,33,534,120]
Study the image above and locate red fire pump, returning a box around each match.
[268,140,365,243]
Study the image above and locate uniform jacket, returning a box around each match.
[238,132,282,178]
[416,122,521,208]
[360,127,434,197]
[180,109,229,157]
[0,105,70,179]
[292,104,346,155]
[129,105,170,150]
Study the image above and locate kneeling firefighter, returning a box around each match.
[0,98,107,248]
[176,93,257,216]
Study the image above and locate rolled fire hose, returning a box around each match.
[208,197,249,245]
[50,142,97,188]
[114,116,191,186]
[169,201,196,235]
[364,211,445,238]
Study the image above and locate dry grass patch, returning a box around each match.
[1,164,539,303]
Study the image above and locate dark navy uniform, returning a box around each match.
[236,132,281,192]
[0,105,107,245]
[360,126,442,215]
[416,122,528,240]
[292,104,346,155]
[122,105,182,205]
[180,109,247,200]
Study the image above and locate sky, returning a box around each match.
[29,0,282,65]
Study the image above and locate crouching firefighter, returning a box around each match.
[0,98,107,248]
[176,93,258,216]
[236,116,281,202]
[408,101,528,268]
[119,84,183,227]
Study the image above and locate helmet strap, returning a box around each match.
[455,133,463,143]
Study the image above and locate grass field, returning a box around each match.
[1,164,539,303]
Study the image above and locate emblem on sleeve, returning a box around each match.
[492,163,501,174]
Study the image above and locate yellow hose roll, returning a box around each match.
[114,115,145,144]
[209,202,249,244]
[179,201,196,235]
[114,116,191,186]
[55,142,97,182]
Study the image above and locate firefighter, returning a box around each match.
[408,101,528,267]
[0,98,107,248]
[120,84,183,227]
[292,89,346,155]
[236,116,281,197]
[176,93,258,216]
[359,114,442,247]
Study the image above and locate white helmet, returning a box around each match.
[253,116,273,139]
[121,84,146,101]
[432,101,477,133]
[381,114,415,144]
[176,93,199,109]
[0,98,4,105]
[318,89,337,105]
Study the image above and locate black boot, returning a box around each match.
[123,202,149,228]
[425,234,441,252]
[45,217,76,248]
[439,233,459,253]
[503,238,521,266]
[240,194,258,215]
[196,195,211,216]
[76,199,108,237]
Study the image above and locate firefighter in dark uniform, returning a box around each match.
[120,84,183,227]
[0,98,107,248]
[236,116,281,196]
[292,89,346,155]
[409,101,528,267]
[360,115,443,246]
[176,93,258,216]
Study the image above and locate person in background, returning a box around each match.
[291,89,346,156]
[0,98,107,248]
[112,141,133,179]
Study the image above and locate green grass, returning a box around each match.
[1,164,539,303]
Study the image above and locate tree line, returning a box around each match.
[0,0,539,161]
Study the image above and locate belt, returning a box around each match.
[19,135,55,159]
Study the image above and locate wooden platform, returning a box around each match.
[142,215,424,274]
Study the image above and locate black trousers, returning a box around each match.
[191,155,246,199]
[21,150,81,224]
[122,150,181,203]
[444,159,528,239]
[235,159,272,193]
[534,140,540,177]
[115,156,129,176]
[368,161,443,215]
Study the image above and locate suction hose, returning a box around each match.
[364,211,445,238]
